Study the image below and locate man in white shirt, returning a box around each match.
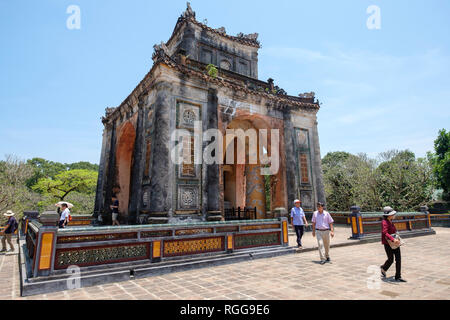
[312,202,334,264]
[59,203,70,228]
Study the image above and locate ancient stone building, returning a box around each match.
[94,3,326,225]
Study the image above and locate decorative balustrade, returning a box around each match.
[25,213,289,278]
[347,206,434,240]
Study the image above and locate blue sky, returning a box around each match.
[1,0,449,164]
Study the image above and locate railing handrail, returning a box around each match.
[57,218,281,234]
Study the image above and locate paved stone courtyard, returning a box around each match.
[1,227,449,300]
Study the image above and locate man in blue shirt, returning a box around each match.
[291,199,308,249]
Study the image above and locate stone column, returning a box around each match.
[99,121,117,224]
[204,88,221,221]
[149,82,173,219]
[33,211,59,277]
[311,120,326,204]
[283,111,299,210]
[128,99,147,224]
[94,124,110,220]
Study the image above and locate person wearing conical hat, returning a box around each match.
[1,210,18,253]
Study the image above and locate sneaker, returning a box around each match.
[380,267,387,278]
[326,257,331,262]
[298,245,303,249]
[320,260,327,265]
[395,278,407,283]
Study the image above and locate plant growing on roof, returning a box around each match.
[206,64,218,78]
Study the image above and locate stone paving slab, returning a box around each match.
[1,227,449,300]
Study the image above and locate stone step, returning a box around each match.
[147,217,169,224]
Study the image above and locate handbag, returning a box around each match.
[387,233,405,249]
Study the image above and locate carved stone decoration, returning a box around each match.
[237,32,259,41]
[300,190,313,211]
[297,129,309,150]
[182,109,196,126]
[178,102,200,129]
[183,2,196,18]
[142,188,150,208]
[152,42,169,62]
[177,185,200,210]
[215,27,226,34]
[298,92,316,99]
[105,107,116,117]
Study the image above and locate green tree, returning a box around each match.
[430,129,450,200]
[377,150,433,211]
[26,157,67,188]
[322,150,433,212]
[321,152,354,211]
[0,155,40,223]
[32,169,98,202]
[67,161,99,172]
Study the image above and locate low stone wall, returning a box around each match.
[25,214,289,278]
[429,214,450,227]
[347,208,434,240]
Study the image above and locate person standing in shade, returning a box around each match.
[291,199,308,249]
[59,203,70,228]
[311,202,334,264]
[380,206,406,282]
[110,194,120,226]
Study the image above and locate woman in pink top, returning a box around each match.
[380,207,406,282]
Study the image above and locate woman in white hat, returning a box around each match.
[1,210,18,253]
[290,199,308,249]
[380,206,406,282]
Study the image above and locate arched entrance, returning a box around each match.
[223,118,272,219]
[115,121,136,217]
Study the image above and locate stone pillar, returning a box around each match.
[311,120,326,204]
[149,82,173,218]
[128,100,146,224]
[101,121,117,224]
[33,211,59,277]
[204,88,221,221]
[283,111,299,209]
[94,124,110,221]
[349,206,363,239]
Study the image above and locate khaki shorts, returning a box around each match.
[112,213,119,221]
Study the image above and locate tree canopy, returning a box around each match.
[322,150,433,212]
[429,129,450,200]
[32,169,98,201]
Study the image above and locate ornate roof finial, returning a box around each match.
[183,2,196,19]
[152,41,169,61]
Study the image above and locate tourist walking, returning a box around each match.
[311,202,334,264]
[110,194,120,226]
[291,199,308,249]
[59,203,70,228]
[380,206,407,282]
[1,210,18,253]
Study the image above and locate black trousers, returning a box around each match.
[381,244,401,279]
[294,225,304,246]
